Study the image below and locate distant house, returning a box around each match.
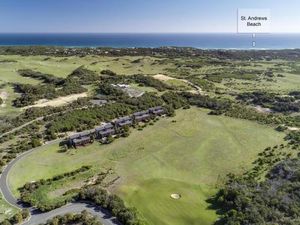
[72,136,92,147]
[133,110,151,122]
[63,106,167,149]
[112,84,144,98]
[68,130,94,148]
[114,116,133,128]
[94,94,109,100]
[89,99,108,106]
[112,84,130,89]
[149,106,165,116]
[95,123,115,138]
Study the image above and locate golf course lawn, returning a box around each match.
[8,107,286,225]
[0,194,18,222]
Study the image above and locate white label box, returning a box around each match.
[238,9,271,33]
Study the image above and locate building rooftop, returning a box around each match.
[73,136,91,144]
[133,110,150,116]
[149,106,163,111]
[96,123,114,132]
[90,99,108,106]
[70,130,93,140]
[118,120,133,127]
[115,116,132,123]
[99,128,115,136]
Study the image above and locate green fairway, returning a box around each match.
[8,108,285,225]
[121,179,216,225]
[0,55,171,79]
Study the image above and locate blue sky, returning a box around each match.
[0,0,299,33]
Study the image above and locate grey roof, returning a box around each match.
[99,128,115,136]
[69,133,81,140]
[95,94,108,100]
[133,110,150,116]
[73,136,91,144]
[69,130,93,140]
[118,120,133,127]
[149,106,163,111]
[135,114,150,120]
[90,100,108,105]
[95,123,114,132]
[115,116,132,123]
[79,130,93,136]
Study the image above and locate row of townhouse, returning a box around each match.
[63,106,165,148]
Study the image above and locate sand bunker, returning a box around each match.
[0,91,8,107]
[153,74,176,81]
[170,193,181,200]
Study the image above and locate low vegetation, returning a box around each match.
[68,66,100,85]
[237,91,300,113]
[133,75,173,91]
[78,186,145,225]
[13,67,93,107]
[18,69,64,85]
[213,158,300,225]
[0,209,30,225]
[19,166,92,212]
[41,211,103,225]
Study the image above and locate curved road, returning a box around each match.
[0,140,120,225]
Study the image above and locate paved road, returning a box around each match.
[0,140,120,225]
[23,202,120,225]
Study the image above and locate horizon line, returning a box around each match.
[1,32,300,35]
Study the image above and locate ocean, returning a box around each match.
[0,33,300,49]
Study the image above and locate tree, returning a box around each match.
[213,158,300,225]
[1,220,12,225]
[12,212,23,224]
[101,69,117,76]
[31,138,42,148]
[21,209,30,219]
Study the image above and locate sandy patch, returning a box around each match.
[23,92,88,109]
[153,74,176,81]
[254,105,273,114]
[0,91,8,107]
[287,127,300,131]
[170,193,181,200]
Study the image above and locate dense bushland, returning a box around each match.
[133,75,172,91]
[13,67,99,107]
[237,91,300,113]
[213,158,300,225]
[18,69,64,85]
[78,186,146,225]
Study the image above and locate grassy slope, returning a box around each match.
[0,55,170,78]
[8,108,285,225]
[0,55,170,116]
[0,194,18,221]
